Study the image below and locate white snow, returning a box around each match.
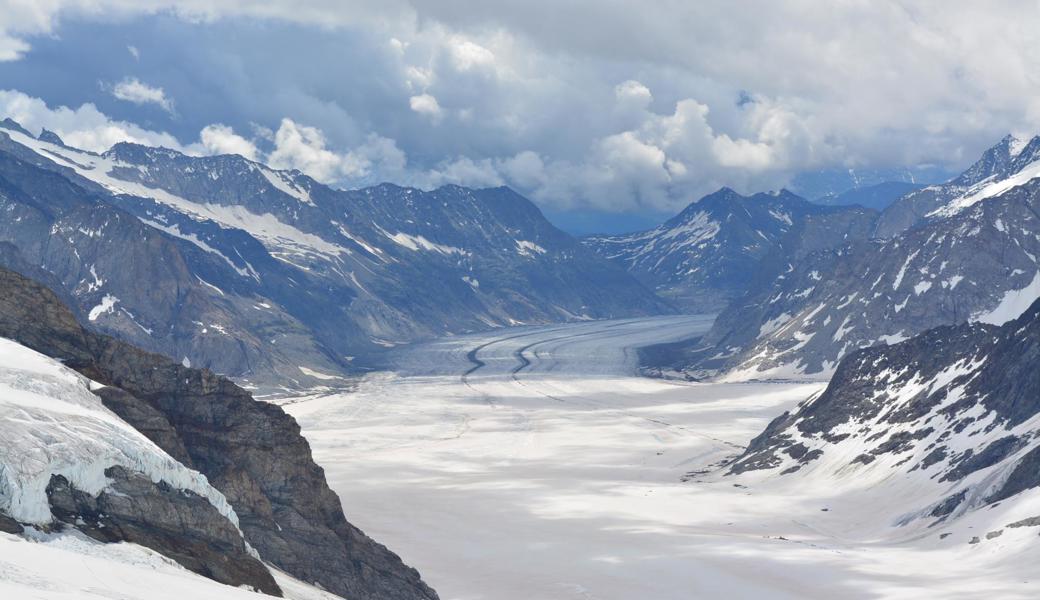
[383,230,466,255]
[515,239,547,257]
[87,294,119,321]
[891,250,919,291]
[877,331,910,345]
[1009,134,1029,157]
[973,270,1040,324]
[260,167,315,206]
[0,530,340,600]
[2,129,345,265]
[0,337,235,525]
[297,366,344,381]
[275,317,1040,598]
[933,157,1040,217]
[768,208,793,226]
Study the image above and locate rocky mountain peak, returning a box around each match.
[37,128,65,146]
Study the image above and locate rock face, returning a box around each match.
[0,266,438,600]
[730,296,1040,526]
[582,188,868,311]
[689,135,1040,380]
[0,120,668,388]
[47,467,280,595]
[874,134,1040,238]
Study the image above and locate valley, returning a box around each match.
[280,317,1039,600]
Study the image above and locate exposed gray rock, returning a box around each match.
[681,135,1040,381]
[0,266,438,600]
[875,134,1040,238]
[583,188,871,312]
[728,294,1040,528]
[693,177,1040,380]
[0,124,668,390]
[46,467,280,595]
[1007,516,1040,528]
[0,513,23,534]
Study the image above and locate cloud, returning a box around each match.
[266,118,408,184]
[109,77,174,113]
[614,80,652,110]
[198,123,258,160]
[3,2,1040,216]
[448,37,494,71]
[0,88,183,152]
[409,93,443,121]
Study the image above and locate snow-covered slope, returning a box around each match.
[582,188,873,311]
[0,264,439,600]
[691,135,1040,380]
[0,118,667,389]
[730,297,1040,545]
[0,335,284,593]
[0,530,342,600]
[0,337,234,525]
[875,133,1040,238]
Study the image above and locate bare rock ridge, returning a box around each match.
[0,266,438,600]
[678,134,1040,380]
[0,120,669,390]
[731,295,1040,524]
[46,466,281,595]
[581,188,872,312]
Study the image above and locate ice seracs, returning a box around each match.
[0,337,237,526]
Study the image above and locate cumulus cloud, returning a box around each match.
[409,93,443,121]
[267,118,408,184]
[109,77,174,113]
[198,123,258,160]
[3,1,1040,215]
[0,89,183,152]
[614,80,652,110]
[448,37,495,71]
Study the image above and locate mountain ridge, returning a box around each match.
[0,119,669,390]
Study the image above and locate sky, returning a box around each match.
[0,1,1038,233]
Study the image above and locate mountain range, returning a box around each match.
[582,188,876,311]
[634,133,1040,381]
[729,295,1040,543]
[0,118,667,391]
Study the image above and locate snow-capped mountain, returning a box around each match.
[688,134,1040,380]
[0,119,667,389]
[0,265,438,599]
[582,188,871,311]
[730,296,1040,542]
[875,133,1040,238]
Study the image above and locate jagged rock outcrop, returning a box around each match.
[687,136,1040,380]
[874,133,1040,238]
[47,467,280,595]
[0,266,438,600]
[729,296,1040,525]
[634,201,878,376]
